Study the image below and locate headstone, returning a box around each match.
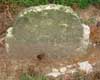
[5,4,90,59]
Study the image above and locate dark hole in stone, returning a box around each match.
[36,52,46,61]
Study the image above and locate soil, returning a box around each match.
[0,3,100,79]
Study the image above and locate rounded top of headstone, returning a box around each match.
[6,4,89,59]
[18,4,79,18]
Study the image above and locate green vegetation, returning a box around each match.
[20,73,48,80]
[0,0,100,8]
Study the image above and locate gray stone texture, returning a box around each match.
[6,4,89,59]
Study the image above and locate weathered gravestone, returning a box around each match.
[5,4,90,59]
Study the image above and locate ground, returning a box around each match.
[0,3,100,80]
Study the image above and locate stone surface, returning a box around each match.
[6,4,90,59]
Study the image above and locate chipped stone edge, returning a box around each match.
[76,24,90,52]
[5,27,14,53]
[81,24,90,51]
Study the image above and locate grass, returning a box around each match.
[0,0,100,8]
[20,71,100,80]
[20,73,48,80]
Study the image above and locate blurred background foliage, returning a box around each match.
[0,0,100,8]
